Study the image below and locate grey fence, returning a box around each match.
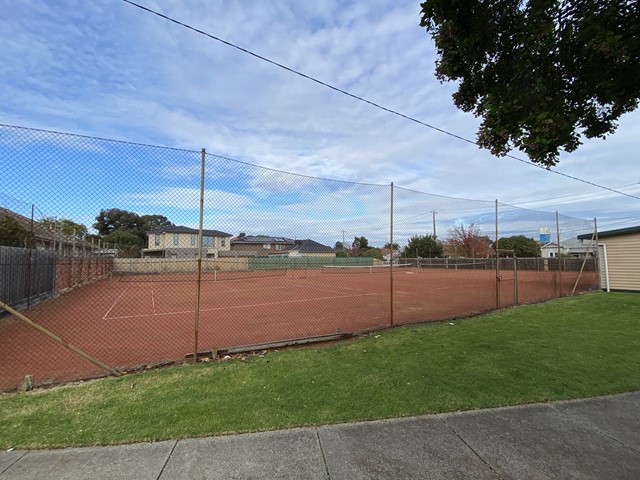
[0,246,56,310]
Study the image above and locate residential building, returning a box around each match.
[578,225,640,292]
[142,225,232,258]
[0,207,96,256]
[230,234,295,257]
[269,239,335,257]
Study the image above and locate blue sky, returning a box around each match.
[1,0,638,247]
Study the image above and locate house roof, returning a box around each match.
[577,225,640,240]
[149,225,232,237]
[287,239,335,254]
[230,235,295,244]
[0,207,90,247]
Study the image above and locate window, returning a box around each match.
[191,234,196,246]
[202,236,213,247]
[263,243,271,249]
[275,244,284,251]
[173,233,179,246]
[154,234,160,246]
[221,237,226,247]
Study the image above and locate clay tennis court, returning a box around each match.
[0,266,596,390]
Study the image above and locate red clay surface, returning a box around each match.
[0,267,597,391]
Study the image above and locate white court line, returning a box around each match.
[102,287,128,320]
[104,291,378,321]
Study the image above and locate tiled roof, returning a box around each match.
[288,239,334,254]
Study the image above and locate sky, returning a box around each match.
[1,0,638,247]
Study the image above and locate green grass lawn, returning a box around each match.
[1,292,639,449]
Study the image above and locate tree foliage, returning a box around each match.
[494,235,541,257]
[40,217,88,237]
[420,0,640,166]
[402,234,443,258]
[361,247,384,260]
[94,209,173,241]
[447,224,493,258]
[93,209,173,256]
[0,216,31,247]
[350,236,370,257]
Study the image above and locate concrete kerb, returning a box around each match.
[1,391,639,480]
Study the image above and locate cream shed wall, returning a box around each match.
[598,231,640,292]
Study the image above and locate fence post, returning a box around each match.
[594,218,601,291]
[389,182,394,327]
[495,200,500,309]
[556,211,562,297]
[194,148,206,361]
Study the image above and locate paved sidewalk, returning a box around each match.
[1,391,639,479]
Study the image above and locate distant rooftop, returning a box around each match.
[149,225,232,237]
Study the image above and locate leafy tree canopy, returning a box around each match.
[140,215,173,233]
[94,209,143,237]
[94,209,173,240]
[40,217,88,237]
[402,234,443,258]
[494,235,541,257]
[361,247,384,260]
[447,224,493,258]
[350,236,370,257]
[0,216,30,247]
[352,236,369,250]
[420,0,640,166]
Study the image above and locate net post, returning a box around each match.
[194,148,206,362]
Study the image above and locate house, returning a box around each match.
[381,248,401,263]
[540,242,566,258]
[540,238,594,258]
[0,207,96,256]
[269,239,335,257]
[142,225,232,258]
[230,234,295,257]
[578,225,640,292]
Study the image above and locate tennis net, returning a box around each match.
[320,263,413,275]
[115,268,288,283]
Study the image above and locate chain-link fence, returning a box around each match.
[0,124,599,391]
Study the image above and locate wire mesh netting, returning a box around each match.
[0,124,599,391]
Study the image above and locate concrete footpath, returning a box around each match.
[1,391,638,479]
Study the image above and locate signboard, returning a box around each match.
[539,227,550,244]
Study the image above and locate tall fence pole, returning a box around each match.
[389,182,394,327]
[495,200,500,309]
[194,148,206,361]
[556,211,562,297]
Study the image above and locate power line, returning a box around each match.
[121,0,640,202]
[511,183,640,207]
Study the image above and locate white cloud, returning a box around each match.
[1,0,638,239]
